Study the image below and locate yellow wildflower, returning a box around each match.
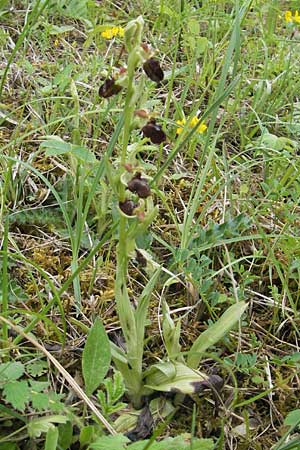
[190,116,207,133]
[101,26,124,39]
[284,10,300,23]
[176,116,207,135]
[118,27,125,37]
[176,118,186,134]
[285,10,293,22]
[294,10,300,23]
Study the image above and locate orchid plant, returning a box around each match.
[84,16,247,413]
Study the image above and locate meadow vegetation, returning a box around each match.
[1,0,300,449]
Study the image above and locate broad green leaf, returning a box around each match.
[145,362,207,394]
[40,137,73,154]
[29,380,49,392]
[145,361,176,380]
[58,421,73,450]
[135,268,161,365]
[28,415,67,438]
[27,360,48,377]
[82,318,111,396]
[49,25,75,35]
[45,425,59,450]
[128,436,214,450]
[162,301,182,360]
[80,425,102,448]
[187,301,248,369]
[284,409,300,427]
[191,439,214,450]
[47,391,65,412]
[30,392,49,411]
[3,380,30,411]
[40,138,96,163]
[89,434,130,450]
[0,362,24,382]
[114,413,138,433]
[0,443,19,450]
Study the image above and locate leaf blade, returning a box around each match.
[82,318,111,396]
[187,301,248,369]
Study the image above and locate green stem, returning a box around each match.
[1,217,9,348]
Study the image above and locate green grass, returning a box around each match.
[1,0,300,449]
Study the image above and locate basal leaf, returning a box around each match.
[145,362,207,394]
[82,318,111,396]
[187,301,248,369]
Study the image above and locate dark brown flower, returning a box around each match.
[142,119,166,145]
[143,58,164,83]
[99,78,122,98]
[127,173,151,198]
[119,200,138,216]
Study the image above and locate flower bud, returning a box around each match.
[124,16,144,52]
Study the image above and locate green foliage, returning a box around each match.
[40,137,96,163]
[28,415,67,439]
[284,410,300,428]
[9,208,64,229]
[0,361,65,412]
[47,0,92,20]
[79,425,103,448]
[0,444,19,450]
[187,302,248,369]
[45,425,59,450]
[57,421,73,449]
[88,434,214,450]
[0,362,24,381]
[3,380,30,412]
[97,371,127,417]
[82,318,111,396]
[26,360,49,377]
[173,214,251,301]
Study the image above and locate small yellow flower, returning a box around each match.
[176,118,186,134]
[190,116,207,133]
[54,38,59,47]
[176,116,207,135]
[285,10,293,22]
[294,10,300,23]
[101,26,124,39]
[117,27,125,37]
